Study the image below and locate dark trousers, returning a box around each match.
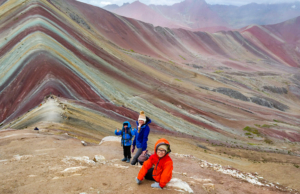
[145,168,155,181]
[131,148,143,165]
[123,145,131,159]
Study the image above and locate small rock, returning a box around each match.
[188,181,195,186]
[203,183,215,193]
[81,141,87,146]
[93,155,106,164]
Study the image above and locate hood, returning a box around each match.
[123,121,131,129]
[145,117,151,125]
[154,138,171,155]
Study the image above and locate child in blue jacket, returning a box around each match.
[131,111,151,165]
[115,121,135,163]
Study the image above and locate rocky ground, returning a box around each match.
[0,127,299,194]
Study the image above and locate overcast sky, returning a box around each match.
[77,0,300,7]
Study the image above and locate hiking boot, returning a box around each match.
[121,158,127,162]
[126,158,131,163]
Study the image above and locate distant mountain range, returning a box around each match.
[211,2,300,28]
[103,0,300,32]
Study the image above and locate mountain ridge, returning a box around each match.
[103,0,300,32]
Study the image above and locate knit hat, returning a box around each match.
[158,144,168,151]
[138,111,146,123]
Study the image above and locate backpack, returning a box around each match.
[121,128,133,146]
[138,150,150,165]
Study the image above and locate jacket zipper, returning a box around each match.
[153,158,161,177]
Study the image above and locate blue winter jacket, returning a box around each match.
[132,117,151,151]
[115,121,135,146]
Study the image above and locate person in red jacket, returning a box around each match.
[135,138,173,189]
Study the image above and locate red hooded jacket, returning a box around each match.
[137,138,173,188]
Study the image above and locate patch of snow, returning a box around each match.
[11,154,33,161]
[0,133,33,139]
[174,154,292,192]
[174,189,185,192]
[113,164,129,169]
[42,99,63,122]
[173,171,181,174]
[61,166,87,173]
[0,159,8,163]
[167,178,194,193]
[35,148,56,152]
[217,168,263,186]
[173,153,195,158]
[71,174,82,177]
[190,177,211,183]
[0,134,19,139]
[198,159,266,186]
[110,159,120,163]
[49,166,63,171]
[99,136,121,145]
[28,175,37,177]
[62,156,95,165]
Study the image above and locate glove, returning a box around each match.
[135,177,142,184]
[132,146,135,153]
[151,182,162,189]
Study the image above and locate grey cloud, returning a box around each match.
[77,0,300,7]
[78,0,183,6]
[206,0,300,5]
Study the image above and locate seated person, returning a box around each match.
[135,138,173,189]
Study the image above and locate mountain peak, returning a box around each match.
[122,0,147,8]
[182,0,208,6]
[102,4,119,11]
[184,0,207,3]
[131,0,144,5]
